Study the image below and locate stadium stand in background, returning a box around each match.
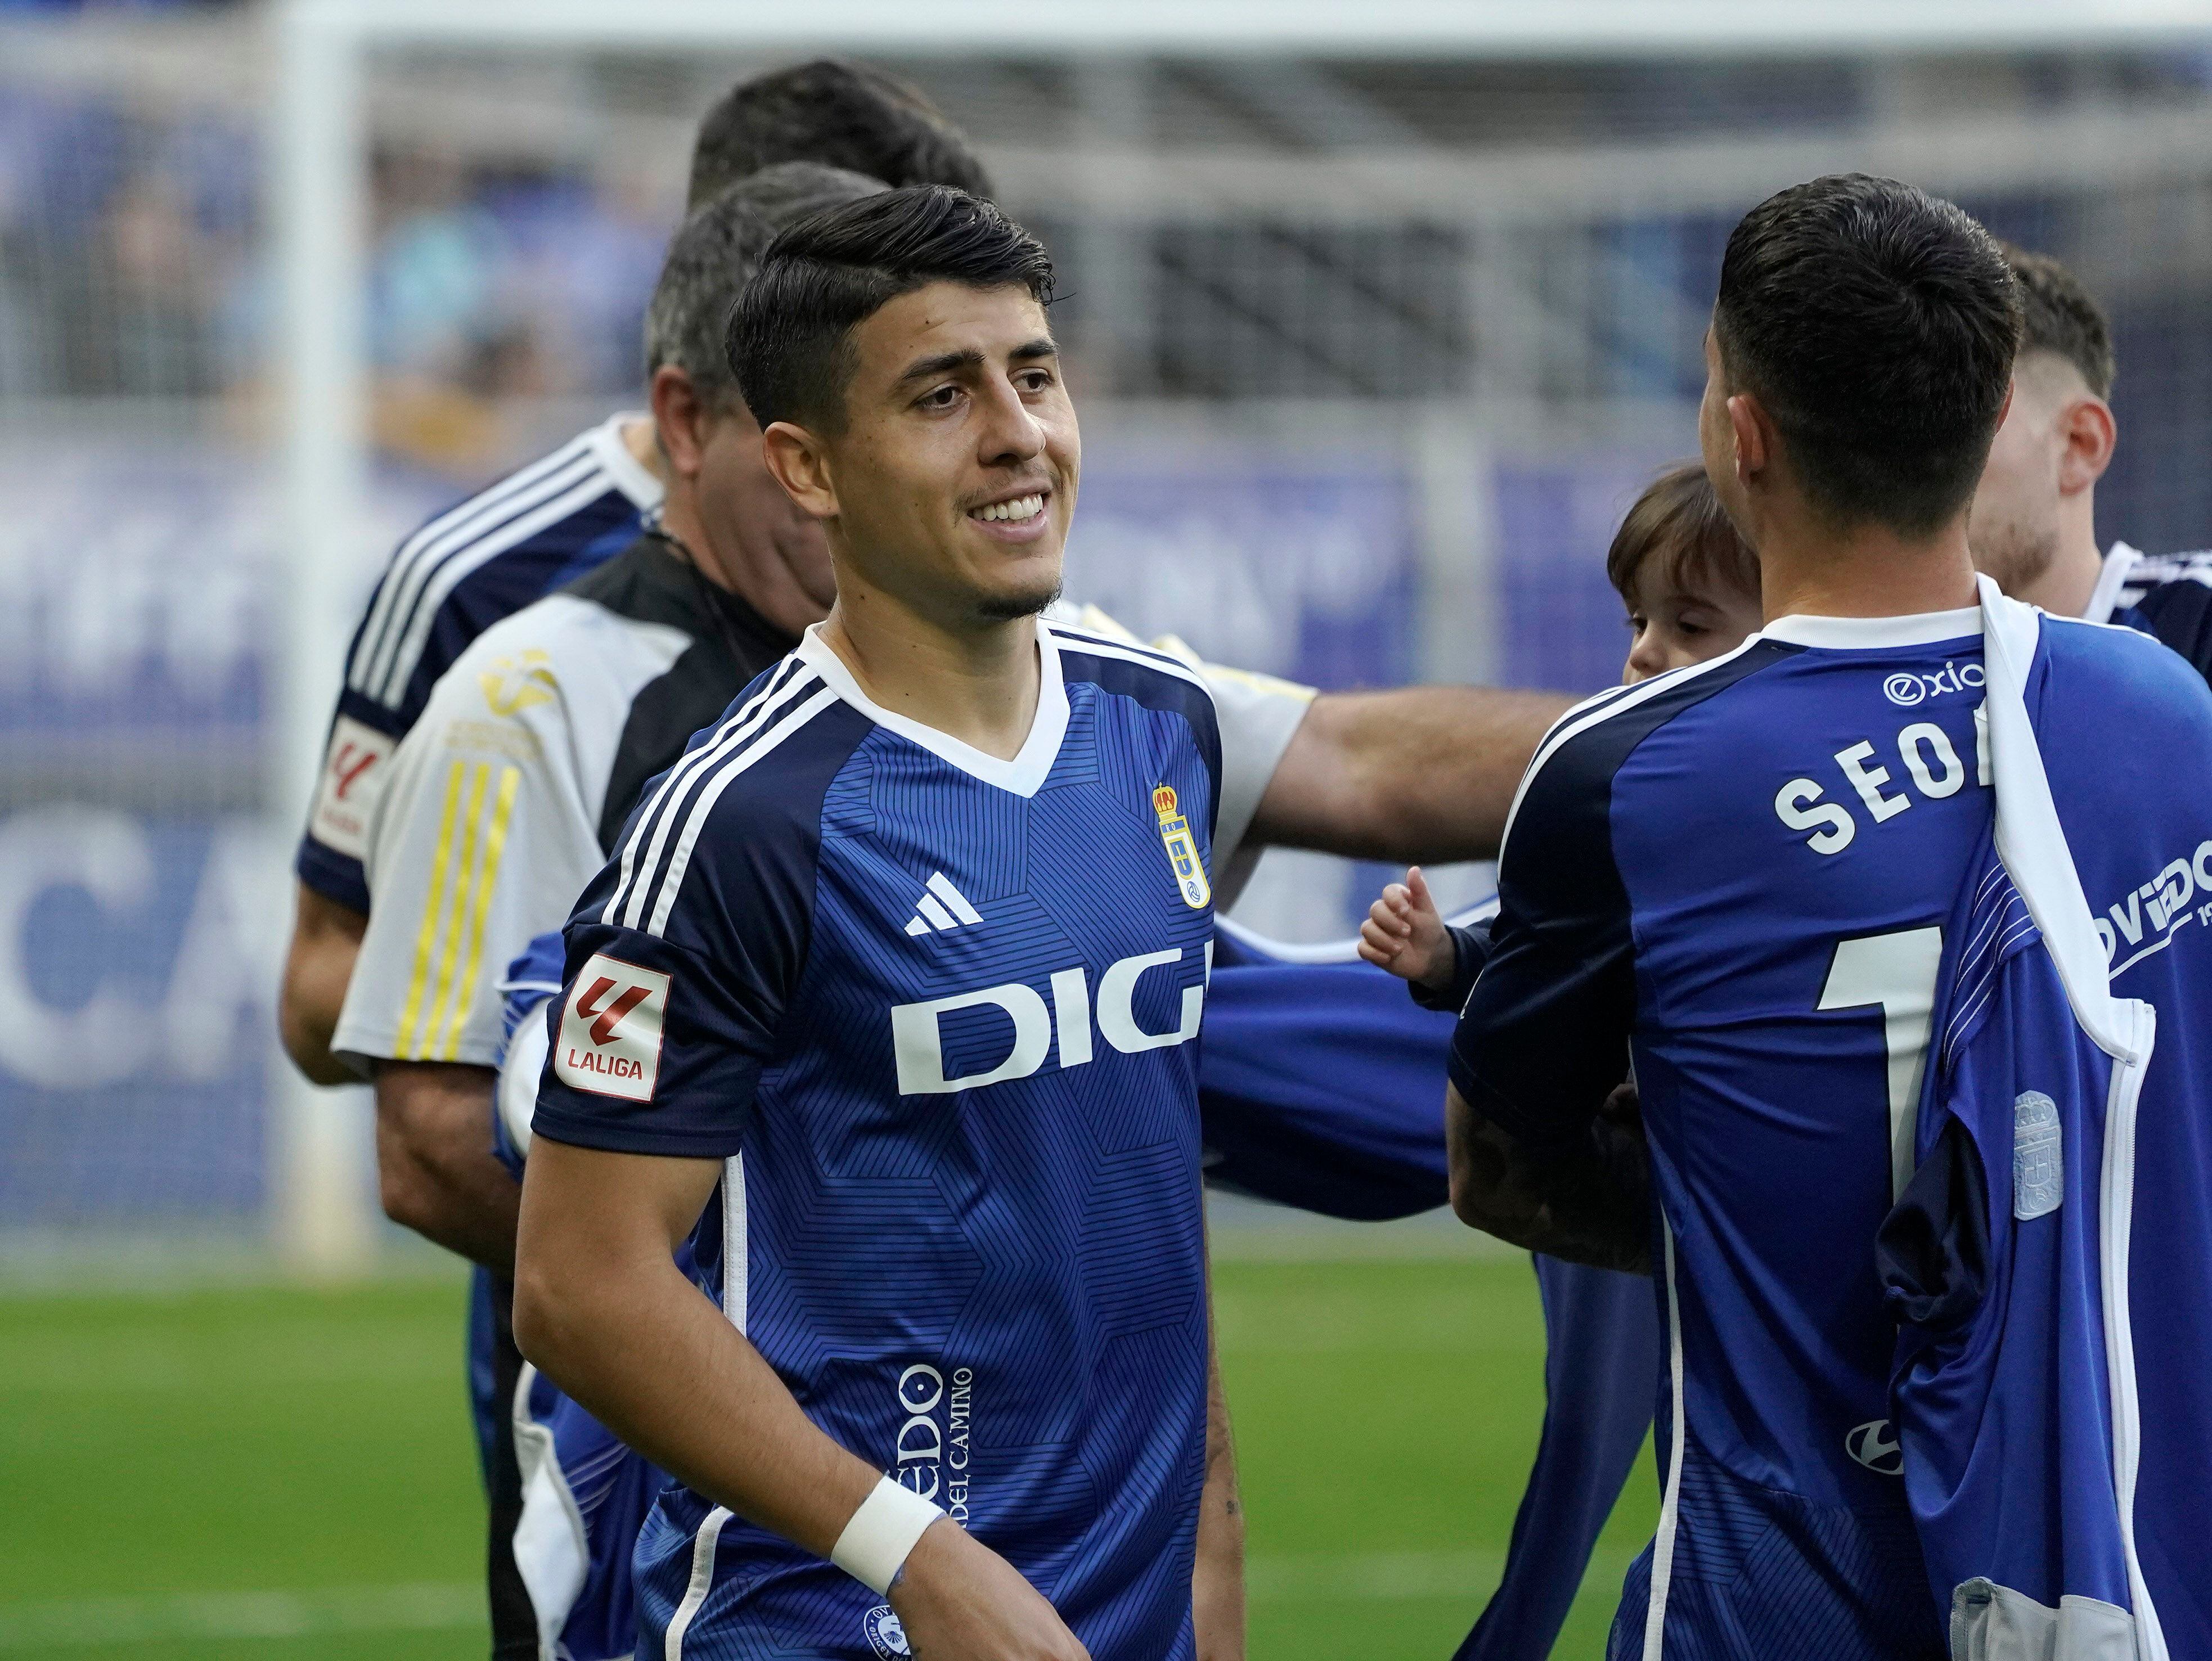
[10,6,2212,1257]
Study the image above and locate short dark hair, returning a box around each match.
[1999,242,2115,399]
[1714,174,2022,535]
[644,162,885,412]
[1606,462,1760,610]
[727,186,1055,434]
[687,60,992,209]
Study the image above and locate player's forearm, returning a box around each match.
[1251,687,1572,863]
[372,1063,519,1273]
[1192,1327,1246,1661]
[1445,1084,1651,1275]
[512,1146,880,1559]
[279,883,366,1086]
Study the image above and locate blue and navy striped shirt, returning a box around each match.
[533,619,1221,1661]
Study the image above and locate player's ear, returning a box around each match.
[649,365,708,480]
[2058,396,2116,494]
[1726,391,1771,487]
[759,420,838,521]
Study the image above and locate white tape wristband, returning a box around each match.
[830,1476,946,1596]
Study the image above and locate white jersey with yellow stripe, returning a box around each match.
[333,596,687,1074]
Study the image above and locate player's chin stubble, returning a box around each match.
[977,579,1064,622]
[1972,519,2056,596]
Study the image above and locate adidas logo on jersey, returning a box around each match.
[904,872,984,938]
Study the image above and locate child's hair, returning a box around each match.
[1604,462,1761,611]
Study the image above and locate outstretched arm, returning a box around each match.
[514,1138,1090,1661]
[1251,686,1572,862]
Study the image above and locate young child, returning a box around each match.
[1360,461,1761,998]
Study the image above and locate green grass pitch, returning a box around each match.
[0,1253,1655,1658]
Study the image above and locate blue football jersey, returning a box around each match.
[298,415,659,913]
[2024,605,2212,1658]
[1882,849,2159,1657]
[1874,585,2212,1659]
[1454,604,2020,1659]
[531,619,1221,1661]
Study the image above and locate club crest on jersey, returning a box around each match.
[862,1605,911,1658]
[1152,785,1210,909]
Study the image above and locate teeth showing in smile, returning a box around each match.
[973,494,1045,523]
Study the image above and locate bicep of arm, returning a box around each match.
[1251,686,1575,863]
[372,1060,515,1272]
[512,1138,882,1559]
[280,883,366,1086]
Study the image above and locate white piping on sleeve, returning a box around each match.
[642,687,842,937]
[722,1153,747,1335]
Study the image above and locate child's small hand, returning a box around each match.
[1357,866,1453,992]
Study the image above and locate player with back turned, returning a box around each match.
[515,188,1230,1661]
[1441,175,2212,1657]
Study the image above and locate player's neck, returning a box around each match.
[2008,510,2106,619]
[622,415,671,487]
[1759,512,1979,624]
[819,583,1042,763]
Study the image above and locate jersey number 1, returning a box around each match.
[1817,926,1944,1203]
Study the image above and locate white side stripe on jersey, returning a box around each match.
[365,465,615,708]
[645,687,842,938]
[603,659,815,929]
[721,1153,747,1334]
[1046,624,1212,694]
[600,660,819,929]
[1499,636,1769,855]
[348,438,600,700]
[664,1505,732,1661]
[1642,1219,1687,1660]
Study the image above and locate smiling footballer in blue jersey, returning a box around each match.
[514,189,1238,1661]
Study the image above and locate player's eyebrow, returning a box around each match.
[895,339,1059,385]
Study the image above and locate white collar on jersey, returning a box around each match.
[794,619,1071,798]
[1757,604,1983,649]
[2082,541,2144,626]
[585,410,666,511]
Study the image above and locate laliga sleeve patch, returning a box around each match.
[309,715,394,859]
[554,953,669,1101]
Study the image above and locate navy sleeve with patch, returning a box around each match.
[530,667,869,1158]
